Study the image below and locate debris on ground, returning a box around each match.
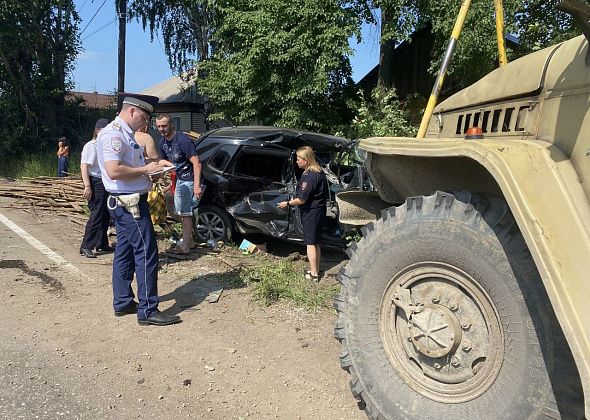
[239,239,266,255]
[0,176,86,213]
[206,288,224,303]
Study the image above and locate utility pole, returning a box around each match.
[117,0,126,93]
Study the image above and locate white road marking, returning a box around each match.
[0,210,92,282]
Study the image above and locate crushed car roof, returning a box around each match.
[203,126,349,151]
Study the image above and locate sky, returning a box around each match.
[72,0,381,94]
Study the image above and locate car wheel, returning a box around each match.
[334,191,584,419]
[193,205,234,243]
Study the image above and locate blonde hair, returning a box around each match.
[296,146,321,173]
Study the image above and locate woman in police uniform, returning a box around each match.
[278,146,328,282]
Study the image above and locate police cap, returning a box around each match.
[117,92,159,114]
[95,118,109,130]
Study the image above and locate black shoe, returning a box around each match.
[96,245,115,252]
[114,301,138,317]
[79,247,96,258]
[137,311,181,326]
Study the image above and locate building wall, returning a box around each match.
[191,112,207,134]
[154,103,208,134]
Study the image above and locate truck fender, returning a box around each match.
[358,135,590,415]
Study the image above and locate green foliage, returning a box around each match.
[128,0,214,70]
[241,256,338,310]
[0,0,83,157]
[348,88,417,138]
[197,0,360,132]
[345,228,363,247]
[127,0,580,135]
[0,150,80,179]
[376,0,580,90]
[515,0,579,53]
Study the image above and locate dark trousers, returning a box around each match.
[109,195,159,320]
[81,176,110,250]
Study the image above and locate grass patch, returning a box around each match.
[0,151,81,179]
[240,255,338,310]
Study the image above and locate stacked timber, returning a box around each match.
[0,176,86,214]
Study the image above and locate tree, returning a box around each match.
[195,0,360,132]
[373,0,578,93]
[515,0,578,52]
[0,0,80,156]
[129,0,214,73]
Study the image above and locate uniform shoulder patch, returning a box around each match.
[301,181,308,191]
[111,138,123,152]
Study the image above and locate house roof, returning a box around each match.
[141,75,206,105]
[67,91,116,109]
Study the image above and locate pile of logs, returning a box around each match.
[0,176,86,214]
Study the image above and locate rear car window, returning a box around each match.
[232,149,288,183]
[209,144,239,172]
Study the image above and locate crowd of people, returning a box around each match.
[68,92,328,327]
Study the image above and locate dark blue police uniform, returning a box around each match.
[96,115,160,321]
[295,169,328,245]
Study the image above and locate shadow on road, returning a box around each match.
[159,268,245,317]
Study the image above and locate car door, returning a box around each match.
[223,146,297,239]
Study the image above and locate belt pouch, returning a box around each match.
[111,193,141,219]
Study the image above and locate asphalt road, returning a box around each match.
[0,199,361,420]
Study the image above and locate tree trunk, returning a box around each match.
[54,0,67,133]
[377,8,395,94]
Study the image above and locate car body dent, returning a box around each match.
[166,126,367,246]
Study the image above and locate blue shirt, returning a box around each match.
[159,131,198,182]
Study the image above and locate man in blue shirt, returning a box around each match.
[156,114,203,254]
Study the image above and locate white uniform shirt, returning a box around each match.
[80,140,101,178]
[96,116,151,194]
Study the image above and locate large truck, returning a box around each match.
[334,1,590,418]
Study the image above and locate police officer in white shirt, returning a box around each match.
[80,118,112,258]
[96,93,180,326]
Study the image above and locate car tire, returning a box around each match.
[193,204,234,243]
[334,191,584,419]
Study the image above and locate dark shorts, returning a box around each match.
[301,206,325,245]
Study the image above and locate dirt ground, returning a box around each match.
[0,195,363,419]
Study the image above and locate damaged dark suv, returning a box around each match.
[165,126,369,247]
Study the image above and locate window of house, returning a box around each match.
[172,116,181,131]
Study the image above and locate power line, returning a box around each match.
[82,16,117,40]
[79,0,109,35]
[78,0,90,14]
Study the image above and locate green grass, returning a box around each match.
[240,255,338,310]
[0,151,81,179]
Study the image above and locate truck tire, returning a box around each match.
[334,191,583,419]
[193,205,234,243]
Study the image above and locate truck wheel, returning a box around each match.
[334,191,582,419]
[193,205,234,243]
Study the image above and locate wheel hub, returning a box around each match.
[409,304,461,359]
[195,212,224,241]
[381,262,504,403]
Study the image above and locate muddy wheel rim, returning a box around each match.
[380,262,504,403]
